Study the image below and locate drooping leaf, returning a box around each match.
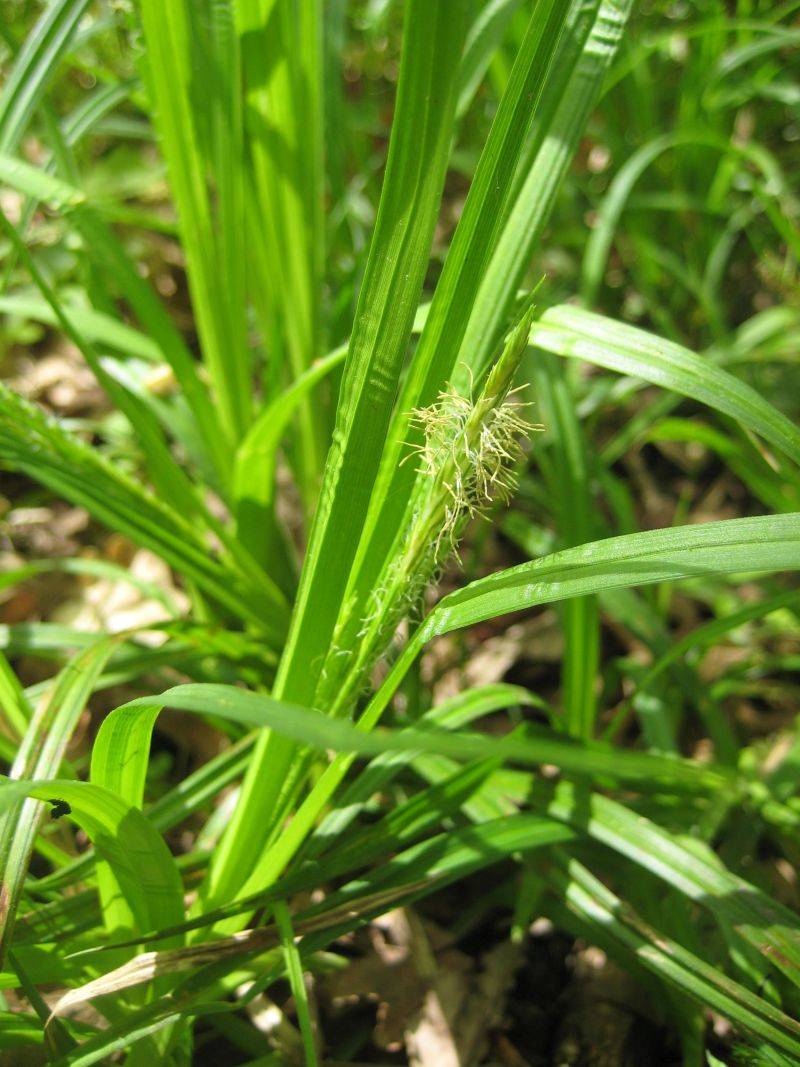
[0,778,183,942]
[530,305,800,468]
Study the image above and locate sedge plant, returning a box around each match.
[0,1,799,1064]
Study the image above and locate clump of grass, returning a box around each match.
[1,2,799,1065]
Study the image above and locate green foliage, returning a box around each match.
[0,0,798,1063]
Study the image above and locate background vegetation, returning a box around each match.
[0,1,799,1064]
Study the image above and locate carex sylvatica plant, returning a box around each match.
[1,1,800,1064]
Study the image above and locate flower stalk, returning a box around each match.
[321,305,542,716]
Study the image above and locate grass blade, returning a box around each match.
[276,0,471,706]
[232,344,347,581]
[0,209,205,520]
[529,351,599,739]
[451,0,631,389]
[201,0,472,909]
[0,778,184,947]
[111,683,729,792]
[0,153,228,482]
[0,0,91,153]
[0,385,289,643]
[0,640,113,963]
[361,513,800,736]
[551,855,800,1058]
[0,294,160,362]
[548,786,800,990]
[419,514,800,638]
[348,0,577,621]
[274,901,319,1067]
[138,0,251,446]
[530,305,800,467]
[238,0,327,515]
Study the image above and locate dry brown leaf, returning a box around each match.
[3,504,89,558]
[50,883,433,1018]
[10,348,104,414]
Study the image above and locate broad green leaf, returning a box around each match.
[597,307,800,467]
[530,305,800,468]
[0,778,183,943]
[109,682,728,792]
[91,704,162,813]
[275,0,471,707]
[452,0,631,388]
[361,513,800,736]
[417,513,800,640]
[29,736,253,904]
